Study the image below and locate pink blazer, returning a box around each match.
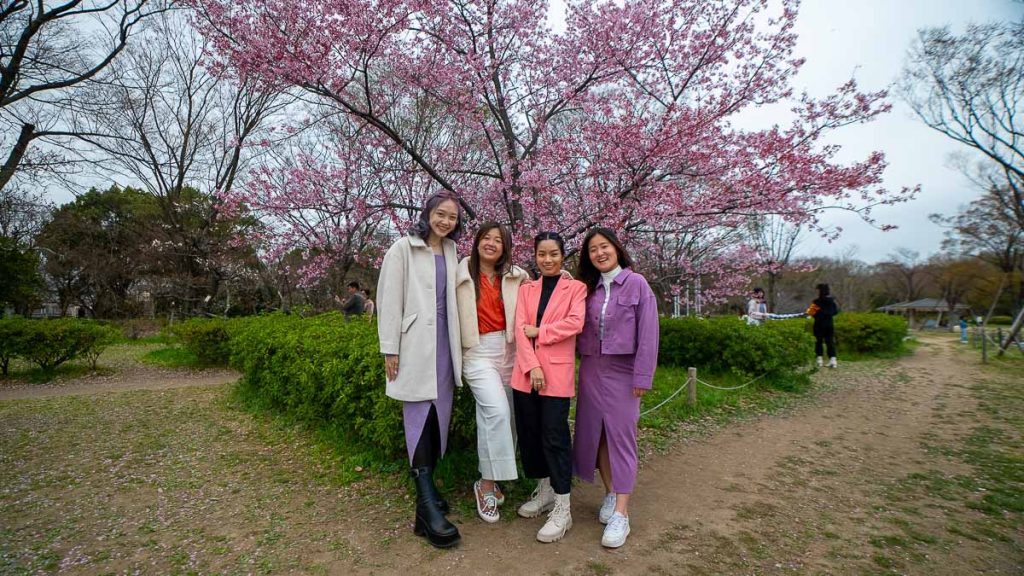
[512,274,587,397]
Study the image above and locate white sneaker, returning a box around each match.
[828,357,837,368]
[598,493,616,524]
[601,512,630,548]
[815,356,823,368]
[536,493,572,543]
[517,478,555,518]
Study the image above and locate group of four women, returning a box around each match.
[376,191,659,550]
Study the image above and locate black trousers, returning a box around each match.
[513,389,572,495]
[815,329,836,358]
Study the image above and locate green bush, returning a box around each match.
[832,313,907,354]
[15,319,120,372]
[169,318,234,365]
[78,322,123,370]
[0,317,29,375]
[229,313,477,460]
[987,315,1014,326]
[659,316,814,378]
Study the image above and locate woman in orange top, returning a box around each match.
[512,231,587,543]
[455,223,528,523]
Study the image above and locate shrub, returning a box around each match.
[987,315,1013,326]
[229,313,477,459]
[832,313,907,355]
[0,317,29,376]
[78,322,123,370]
[16,319,119,372]
[169,318,234,365]
[659,316,814,378]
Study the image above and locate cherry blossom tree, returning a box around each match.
[191,0,914,290]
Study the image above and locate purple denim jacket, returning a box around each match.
[577,268,660,389]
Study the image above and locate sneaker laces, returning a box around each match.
[477,484,498,515]
[481,492,498,514]
[607,513,628,534]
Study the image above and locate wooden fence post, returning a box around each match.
[687,367,697,407]
[982,323,987,364]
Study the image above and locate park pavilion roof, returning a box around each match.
[876,298,970,312]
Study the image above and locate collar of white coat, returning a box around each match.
[455,257,529,287]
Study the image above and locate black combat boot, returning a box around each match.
[411,467,460,548]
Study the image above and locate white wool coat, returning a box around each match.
[376,235,462,402]
[455,258,528,350]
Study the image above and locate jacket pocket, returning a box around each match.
[549,356,574,364]
[617,293,640,306]
[401,313,418,333]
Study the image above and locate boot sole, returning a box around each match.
[414,517,461,548]
[536,518,572,543]
[517,501,555,518]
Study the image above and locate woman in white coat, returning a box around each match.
[455,222,527,523]
[377,191,464,549]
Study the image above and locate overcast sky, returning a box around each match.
[547,0,1023,263]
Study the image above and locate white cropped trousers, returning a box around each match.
[463,331,518,481]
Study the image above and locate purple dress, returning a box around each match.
[401,255,455,463]
[572,269,659,493]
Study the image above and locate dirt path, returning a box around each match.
[0,365,239,401]
[1,335,1020,575]
[372,334,1019,575]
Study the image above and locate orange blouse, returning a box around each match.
[477,273,506,335]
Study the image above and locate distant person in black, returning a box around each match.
[807,283,840,368]
[341,281,365,318]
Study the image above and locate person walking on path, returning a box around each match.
[376,191,464,549]
[807,282,840,368]
[572,227,659,548]
[512,231,587,543]
[455,222,528,523]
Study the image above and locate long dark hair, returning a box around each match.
[411,190,465,242]
[578,227,633,294]
[469,222,513,300]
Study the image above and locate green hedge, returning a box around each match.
[659,316,814,377]
[0,317,29,375]
[987,315,1014,326]
[177,311,904,463]
[168,318,235,365]
[226,313,475,459]
[831,313,907,354]
[0,317,121,373]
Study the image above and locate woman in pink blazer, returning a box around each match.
[512,231,587,543]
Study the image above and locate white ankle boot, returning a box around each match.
[815,356,824,368]
[537,493,572,543]
[517,477,555,518]
[828,357,837,368]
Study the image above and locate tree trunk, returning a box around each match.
[0,123,35,193]
[997,306,1024,357]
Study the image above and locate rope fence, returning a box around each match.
[639,367,770,418]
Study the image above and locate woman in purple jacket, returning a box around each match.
[573,227,659,549]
